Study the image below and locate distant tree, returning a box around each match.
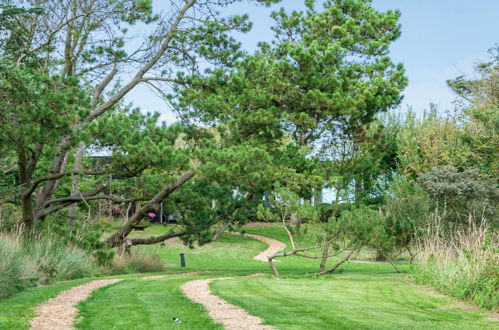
[448,46,499,174]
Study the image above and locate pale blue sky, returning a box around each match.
[127,0,499,123]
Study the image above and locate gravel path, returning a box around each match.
[29,272,204,330]
[181,274,275,330]
[29,279,122,330]
[232,232,286,262]
[29,231,285,329]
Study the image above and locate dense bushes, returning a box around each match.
[0,233,99,299]
[412,220,498,309]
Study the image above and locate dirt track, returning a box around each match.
[29,272,203,330]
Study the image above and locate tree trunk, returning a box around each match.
[212,223,228,241]
[319,239,329,273]
[268,257,280,278]
[18,154,34,230]
[67,143,85,226]
[316,248,357,276]
[21,194,34,230]
[105,169,195,247]
[383,254,402,273]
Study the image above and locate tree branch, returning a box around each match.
[105,168,196,247]
[23,170,105,198]
[35,182,108,219]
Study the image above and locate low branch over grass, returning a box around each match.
[105,169,196,247]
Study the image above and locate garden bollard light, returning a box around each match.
[180,253,186,267]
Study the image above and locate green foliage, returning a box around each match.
[418,166,498,225]
[177,0,406,151]
[0,59,90,155]
[384,177,429,252]
[46,220,115,265]
[107,253,165,275]
[331,205,386,249]
[0,232,98,300]
[412,222,499,309]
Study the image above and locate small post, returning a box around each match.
[180,253,186,267]
[160,202,163,224]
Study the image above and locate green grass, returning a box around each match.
[0,278,91,329]
[1,222,497,329]
[212,274,496,329]
[130,226,271,273]
[75,274,223,330]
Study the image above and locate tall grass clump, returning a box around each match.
[0,232,99,299]
[107,252,165,275]
[412,219,498,309]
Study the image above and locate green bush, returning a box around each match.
[107,252,165,275]
[44,218,116,265]
[412,222,498,309]
[0,232,99,300]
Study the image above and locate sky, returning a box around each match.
[127,0,499,124]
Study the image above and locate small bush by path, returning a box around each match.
[107,253,165,275]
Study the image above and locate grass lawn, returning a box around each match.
[1,222,497,329]
[0,278,91,329]
[76,274,223,330]
[212,273,496,330]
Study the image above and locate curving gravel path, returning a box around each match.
[181,274,275,330]
[232,232,286,262]
[29,272,203,330]
[29,279,122,330]
[29,231,286,329]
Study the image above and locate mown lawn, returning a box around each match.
[76,275,223,330]
[212,273,496,330]
[1,222,497,329]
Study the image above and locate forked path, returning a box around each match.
[181,274,275,330]
[29,272,201,330]
[29,233,285,329]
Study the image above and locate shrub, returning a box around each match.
[0,232,99,300]
[418,166,498,225]
[107,252,165,275]
[412,219,498,309]
[44,218,116,265]
[0,203,21,232]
